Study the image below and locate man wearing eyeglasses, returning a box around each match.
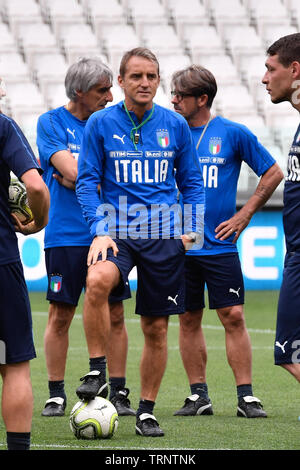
[171,65,283,419]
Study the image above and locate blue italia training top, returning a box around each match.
[188,116,276,256]
[37,106,92,248]
[0,113,41,265]
[76,101,205,241]
[282,122,300,252]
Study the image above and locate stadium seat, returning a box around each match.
[5,81,46,118]
[245,0,290,36]
[208,0,250,37]
[118,0,131,7]
[108,82,124,107]
[238,53,267,80]
[40,0,85,35]
[31,52,68,96]
[0,22,18,54]
[141,24,184,57]
[1,0,43,36]
[265,144,287,174]
[16,22,59,67]
[214,84,256,116]
[127,0,168,37]
[184,26,226,63]
[237,54,267,102]
[43,82,68,109]
[155,86,171,109]
[198,55,241,87]
[97,24,140,73]
[166,0,209,39]
[259,24,297,50]
[283,0,300,22]
[224,25,264,66]
[56,23,100,64]
[0,51,31,84]
[158,53,191,93]
[11,109,44,158]
[84,0,126,34]
[262,98,299,128]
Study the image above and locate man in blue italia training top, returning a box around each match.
[171,65,283,418]
[37,58,133,419]
[76,47,205,437]
[262,33,300,407]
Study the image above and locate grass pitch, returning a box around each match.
[0,290,299,452]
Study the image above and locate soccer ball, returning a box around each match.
[8,179,33,224]
[70,397,119,440]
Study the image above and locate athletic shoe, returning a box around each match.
[76,370,108,400]
[110,387,136,416]
[135,413,164,437]
[41,397,66,417]
[173,394,213,416]
[237,396,267,418]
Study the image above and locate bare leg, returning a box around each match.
[44,302,75,381]
[107,301,128,377]
[280,363,300,383]
[179,309,207,384]
[83,261,120,358]
[217,304,252,385]
[0,362,33,432]
[140,316,169,401]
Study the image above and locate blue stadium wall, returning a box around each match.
[20,210,285,292]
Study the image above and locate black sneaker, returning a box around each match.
[110,388,136,416]
[41,397,66,417]
[237,396,267,418]
[174,394,213,416]
[135,413,164,437]
[76,370,108,401]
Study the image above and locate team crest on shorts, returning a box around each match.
[157,130,170,148]
[50,274,62,293]
[209,137,222,155]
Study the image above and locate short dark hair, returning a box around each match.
[119,47,160,78]
[267,33,300,67]
[171,65,217,108]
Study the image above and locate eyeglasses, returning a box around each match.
[170,90,194,102]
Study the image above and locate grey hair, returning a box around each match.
[65,57,113,101]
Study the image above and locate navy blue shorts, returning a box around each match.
[275,251,300,365]
[101,238,186,316]
[45,246,131,306]
[185,253,245,311]
[0,261,36,364]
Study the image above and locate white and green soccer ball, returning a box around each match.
[70,397,119,440]
[8,179,33,224]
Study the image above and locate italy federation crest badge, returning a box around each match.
[157,130,170,148]
[50,274,62,293]
[209,137,222,155]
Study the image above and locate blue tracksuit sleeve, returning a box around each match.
[76,112,105,238]
[175,119,205,246]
